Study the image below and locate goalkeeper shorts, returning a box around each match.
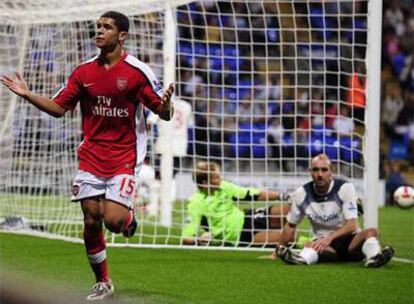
[238,207,272,246]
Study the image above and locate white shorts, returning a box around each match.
[71,170,139,209]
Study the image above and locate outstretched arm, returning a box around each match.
[158,83,174,121]
[257,189,290,201]
[257,190,278,201]
[182,238,197,245]
[1,73,66,118]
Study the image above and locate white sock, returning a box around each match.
[299,247,319,265]
[362,237,381,259]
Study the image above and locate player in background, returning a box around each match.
[146,97,192,215]
[134,157,156,213]
[276,154,394,268]
[182,161,290,247]
[1,11,174,300]
[151,97,192,158]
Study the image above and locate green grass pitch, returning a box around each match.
[0,207,413,304]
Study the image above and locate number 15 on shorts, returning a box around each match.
[119,176,136,198]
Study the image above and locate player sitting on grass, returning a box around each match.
[182,161,289,247]
[275,154,394,268]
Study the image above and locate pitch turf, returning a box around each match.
[0,207,413,304]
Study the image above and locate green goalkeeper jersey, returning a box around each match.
[182,181,260,244]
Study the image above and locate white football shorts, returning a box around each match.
[71,170,140,209]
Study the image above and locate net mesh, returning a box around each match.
[0,0,371,248]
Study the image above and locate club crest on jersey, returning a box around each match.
[117,77,128,91]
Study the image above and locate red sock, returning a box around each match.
[83,229,110,283]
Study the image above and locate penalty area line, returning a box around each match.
[393,257,414,264]
[257,254,414,264]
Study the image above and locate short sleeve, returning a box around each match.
[135,65,164,114]
[339,183,358,220]
[53,68,82,111]
[286,187,306,225]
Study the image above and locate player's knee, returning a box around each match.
[364,228,379,238]
[103,216,123,233]
[103,220,121,233]
[282,205,290,215]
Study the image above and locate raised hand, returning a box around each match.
[161,83,174,110]
[159,83,174,120]
[0,72,29,98]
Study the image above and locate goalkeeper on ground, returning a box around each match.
[182,161,289,247]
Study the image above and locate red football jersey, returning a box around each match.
[53,53,164,177]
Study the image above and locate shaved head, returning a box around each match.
[309,154,333,195]
[310,154,332,170]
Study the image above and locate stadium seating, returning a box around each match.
[228,123,267,158]
[388,133,409,161]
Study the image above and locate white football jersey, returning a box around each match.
[287,179,360,238]
[136,163,155,203]
[150,98,193,156]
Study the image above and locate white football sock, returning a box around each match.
[299,247,319,265]
[362,237,381,259]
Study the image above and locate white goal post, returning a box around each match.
[0,0,383,249]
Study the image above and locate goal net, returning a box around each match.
[0,0,382,249]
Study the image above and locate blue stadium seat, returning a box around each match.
[208,43,222,56]
[267,29,279,42]
[391,53,407,77]
[282,101,294,113]
[253,129,266,158]
[253,146,266,158]
[228,133,250,157]
[186,127,195,155]
[210,56,223,70]
[227,123,267,158]
[225,88,238,101]
[223,45,238,57]
[225,58,240,70]
[339,136,361,163]
[194,43,207,55]
[309,137,324,156]
[267,103,279,115]
[308,134,339,160]
[178,42,192,55]
[310,5,334,40]
[188,2,199,11]
[178,42,195,65]
[220,15,230,27]
[237,79,253,99]
[311,124,326,139]
[388,134,409,161]
[325,136,339,160]
[298,43,338,66]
